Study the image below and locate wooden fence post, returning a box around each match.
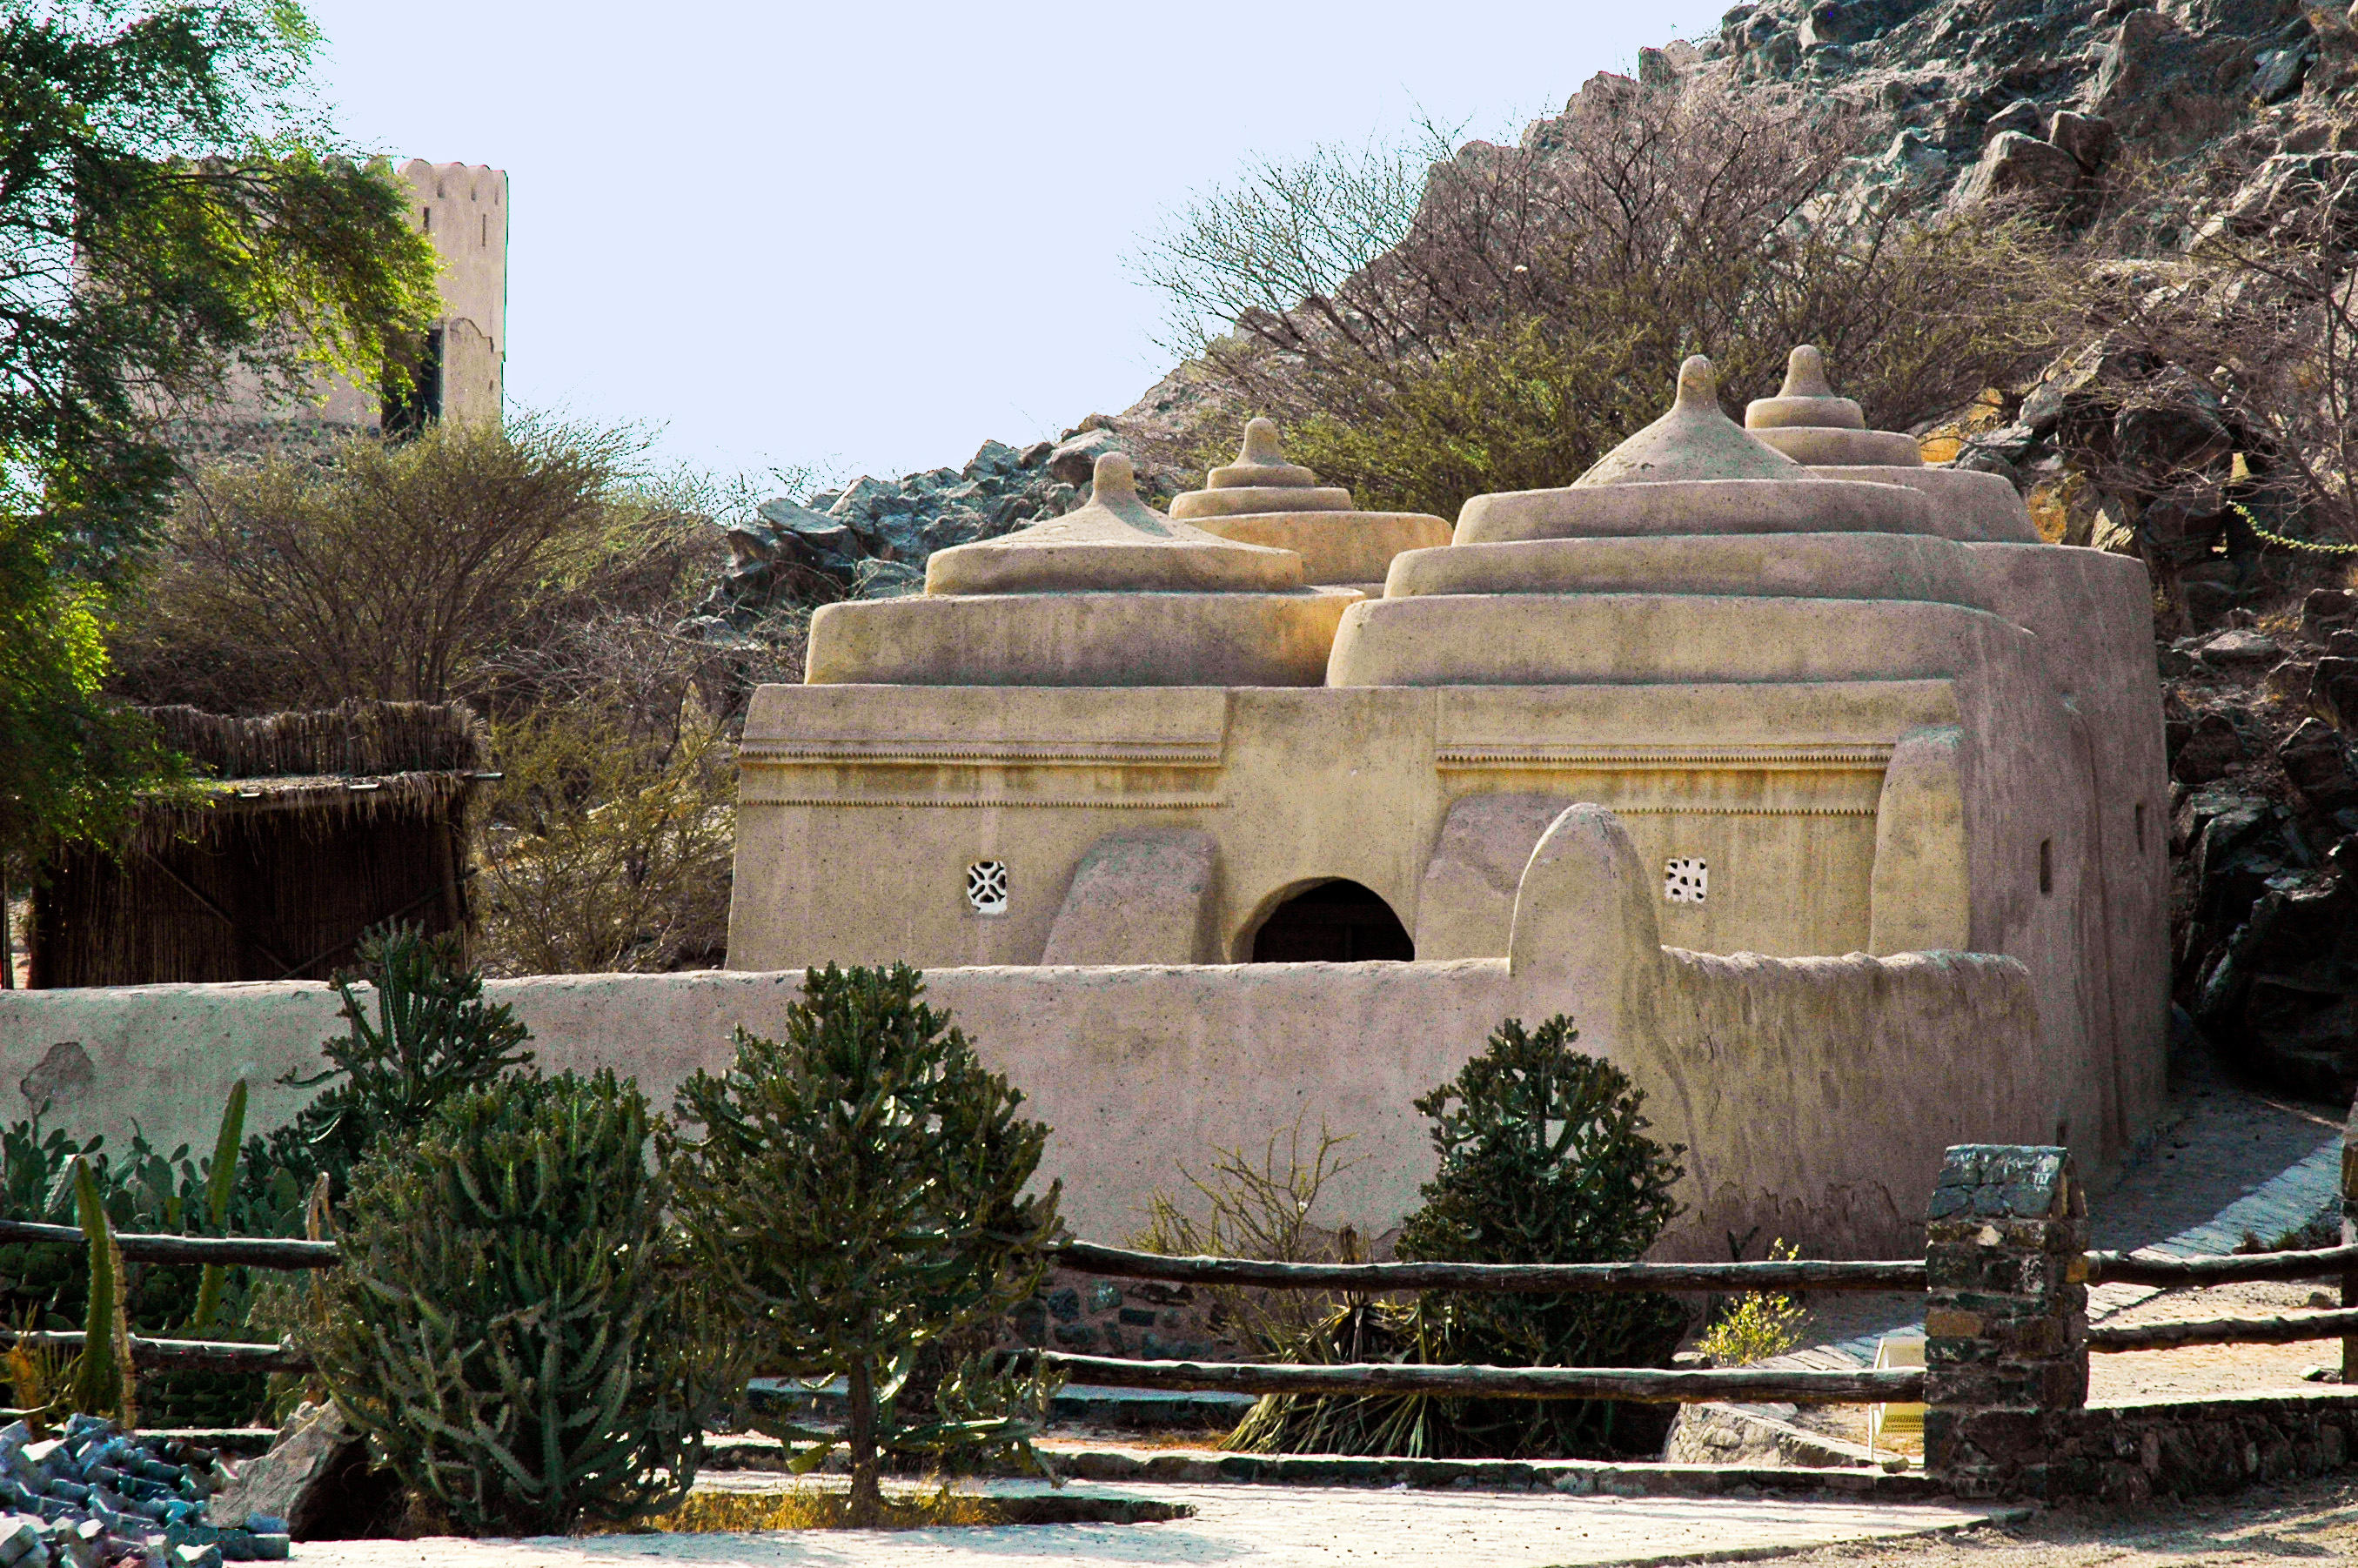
[1923,1143,2091,1498]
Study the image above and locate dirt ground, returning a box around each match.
[1723,1473,2358,1565]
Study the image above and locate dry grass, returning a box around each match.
[610,1484,1193,1532]
[633,1486,1001,1532]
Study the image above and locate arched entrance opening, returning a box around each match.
[1248,880,1415,963]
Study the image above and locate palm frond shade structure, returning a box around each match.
[29,701,492,986]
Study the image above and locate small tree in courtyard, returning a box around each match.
[1231,1014,1689,1458]
[665,963,1062,1523]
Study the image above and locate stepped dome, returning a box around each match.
[1745,346,2040,544]
[1455,356,1932,543]
[805,450,1354,687]
[1743,345,1923,467]
[1164,419,1451,589]
[927,452,1302,594]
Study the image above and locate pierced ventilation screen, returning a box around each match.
[1664,857,1708,905]
[966,861,1008,915]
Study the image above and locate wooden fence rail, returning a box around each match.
[1027,1351,1923,1405]
[11,1221,2355,1384]
[1048,1241,1927,1294]
[0,1220,338,1270]
[2087,1306,2358,1354]
[2083,1243,2358,1288]
[0,1330,311,1376]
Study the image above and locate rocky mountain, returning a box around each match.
[700,2,2357,634]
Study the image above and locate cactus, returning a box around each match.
[191,1080,246,1331]
[310,1071,740,1535]
[67,1157,135,1427]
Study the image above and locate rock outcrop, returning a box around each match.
[687,430,1194,635]
[2167,593,2358,1100]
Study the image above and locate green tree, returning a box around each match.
[0,2,439,874]
[666,963,1063,1524]
[1231,1015,1690,1459]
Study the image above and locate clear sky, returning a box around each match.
[299,2,1728,491]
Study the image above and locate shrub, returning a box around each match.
[666,963,1062,1524]
[310,1070,737,1535]
[0,1084,298,1426]
[1229,1015,1688,1459]
[1696,1241,1809,1367]
[1135,1116,1365,1351]
[472,702,735,975]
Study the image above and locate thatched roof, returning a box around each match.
[121,701,492,853]
[141,700,490,779]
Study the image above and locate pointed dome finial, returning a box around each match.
[1779,345,1833,400]
[1238,417,1284,466]
[1091,451,1136,501]
[1167,415,1359,520]
[1745,344,1865,432]
[1677,355,1718,408]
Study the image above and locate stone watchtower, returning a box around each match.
[171,159,508,452]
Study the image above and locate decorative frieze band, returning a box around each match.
[750,794,1225,811]
[740,740,1223,768]
[1437,743,1895,770]
[1603,804,1880,817]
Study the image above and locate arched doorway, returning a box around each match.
[1248,880,1415,962]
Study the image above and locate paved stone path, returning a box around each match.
[1713,1072,2349,1454]
[303,1482,2020,1568]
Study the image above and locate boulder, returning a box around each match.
[2252,45,2312,104]
[1047,428,1123,489]
[827,475,901,520]
[2316,656,2358,731]
[1955,131,2084,208]
[2090,10,2177,120]
[208,1404,404,1542]
[2172,710,2248,785]
[2047,110,2114,172]
[2302,587,2355,643]
[2198,628,2283,673]
[2281,718,2358,811]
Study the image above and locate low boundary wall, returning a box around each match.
[0,808,2049,1256]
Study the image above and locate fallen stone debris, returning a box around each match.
[0,1416,286,1568]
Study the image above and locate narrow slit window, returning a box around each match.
[2134,801,2147,854]
[2038,839,2053,895]
[421,205,432,231]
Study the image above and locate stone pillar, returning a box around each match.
[2341,1095,2357,1384]
[1923,1144,2090,1498]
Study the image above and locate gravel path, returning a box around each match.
[1695,1473,2358,1565]
[298,1480,2017,1568]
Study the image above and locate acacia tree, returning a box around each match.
[0,2,438,883]
[1136,82,2070,516]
